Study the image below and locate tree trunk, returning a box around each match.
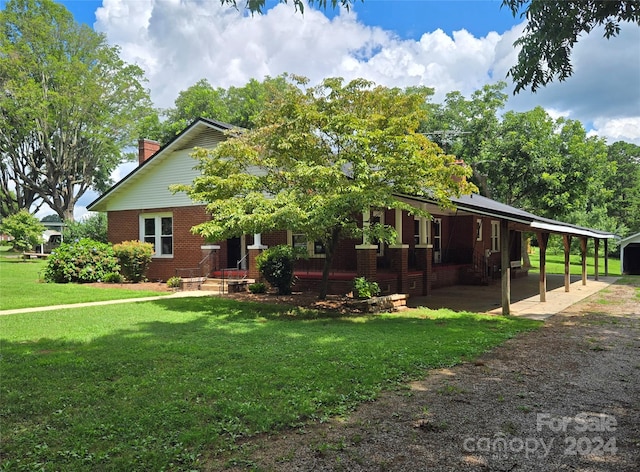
[318,227,341,300]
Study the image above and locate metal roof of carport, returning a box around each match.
[399,192,617,240]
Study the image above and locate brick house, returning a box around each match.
[88,118,615,311]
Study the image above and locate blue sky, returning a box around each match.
[3,0,639,218]
[60,0,519,39]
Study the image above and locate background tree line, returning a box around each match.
[2,0,638,251]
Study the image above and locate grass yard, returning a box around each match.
[528,247,621,276]
[0,257,169,310]
[0,297,540,471]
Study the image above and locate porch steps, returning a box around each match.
[200,277,255,293]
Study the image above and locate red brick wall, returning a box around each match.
[107,205,210,282]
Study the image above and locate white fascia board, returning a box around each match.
[530,221,616,239]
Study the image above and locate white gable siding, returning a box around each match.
[105,148,205,211]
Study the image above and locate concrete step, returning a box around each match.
[200,278,255,293]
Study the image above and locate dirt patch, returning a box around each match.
[211,282,640,471]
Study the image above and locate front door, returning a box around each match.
[227,237,241,269]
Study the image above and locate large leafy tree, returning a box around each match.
[150,76,289,144]
[175,76,474,299]
[0,0,153,221]
[605,141,640,234]
[421,82,508,197]
[503,0,640,93]
[480,107,611,220]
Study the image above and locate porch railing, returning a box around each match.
[174,250,218,280]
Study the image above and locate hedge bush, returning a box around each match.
[256,244,304,295]
[44,239,120,283]
[113,240,154,283]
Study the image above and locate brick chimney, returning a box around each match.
[138,139,161,165]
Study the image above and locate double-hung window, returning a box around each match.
[141,213,173,257]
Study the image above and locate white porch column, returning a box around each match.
[420,204,428,246]
[361,209,371,245]
[394,208,403,246]
[247,233,267,250]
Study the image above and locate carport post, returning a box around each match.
[501,219,511,315]
[538,232,549,302]
[580,237,588,285]
[562,234,571,292]
[594,238,600,281]
[604,239,609,276]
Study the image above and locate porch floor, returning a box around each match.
[408,274,620,321]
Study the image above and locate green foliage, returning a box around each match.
[166,276,182,288]
[503,0,639,93]
[481,107,611,220]
[249,281,267,294]
[150,76,290,144]
[256,245,303,295]
[0,209,45,252]
[0,297,539,469]
[0,0,153,221]
[112,240,154,283]
[605,141,640,234]
[43,238,120,283]
[63,212,108,243]
[103,272,124,283]
[177,75,474,298]
[353,276,380,299]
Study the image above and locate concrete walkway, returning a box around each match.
[490,276,619,320]
[0,290,213,316]
[408,274,620,321]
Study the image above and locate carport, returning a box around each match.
[447,194,617,315]
[620,232,640,275]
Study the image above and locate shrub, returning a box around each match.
[103,272,124,283]
[248,282,267,294]
[353,277,380,299]
[43,239,120,283]
[256,245,304,295]
[166,276,182,289]
[113,240,154,283]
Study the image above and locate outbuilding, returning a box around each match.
[620,232,640,275]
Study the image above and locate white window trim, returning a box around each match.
[140,212,173,258]
[491,220,500,252]
[287,231,326,258]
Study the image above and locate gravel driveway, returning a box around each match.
[215,280,639,471]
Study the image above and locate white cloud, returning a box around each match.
[589,117,640,145]
[93,0,639,140]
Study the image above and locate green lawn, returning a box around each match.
[528,248,621,276]
[0,298,541,471]
[0,257,169,310]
